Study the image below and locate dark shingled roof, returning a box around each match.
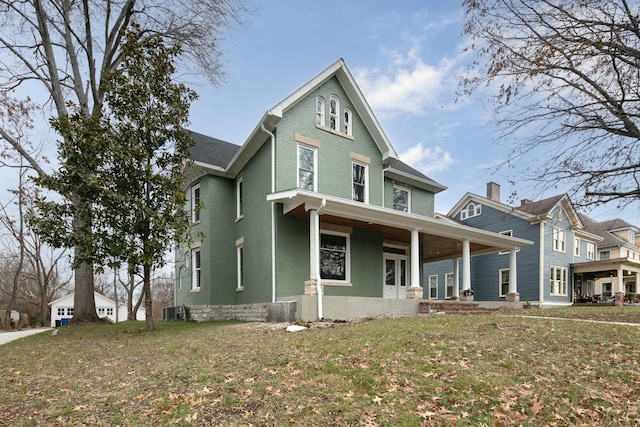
[387,159,438,183]
[517,194,564,216]
[579,214,634,247]
[189,131,240,168]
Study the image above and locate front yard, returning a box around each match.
[2,307,640,426]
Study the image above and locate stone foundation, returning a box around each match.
[187,303,270,322]
[406,286,423,299]
[505,292,520,303]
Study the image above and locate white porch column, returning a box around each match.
[309,209,318,281]
[506,248,519,302]
[453,258,460,300]
[460,239,472,301]
[615,268,625,306]
[407,228,423,299]
[617,268,625,293]
[304,209,323,319]
[636,273,640,294]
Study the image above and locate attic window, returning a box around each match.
[316,96,325,126]
[329,95,340,131]
[344,108,352,136]
[460,203,481,220]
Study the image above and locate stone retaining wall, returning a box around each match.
[187,303,271,322]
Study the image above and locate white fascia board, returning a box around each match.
[268,189,533,250]
[383,167,447,194]
[448,193,538,222]
[573,228,604,242]
[225,111,281,177]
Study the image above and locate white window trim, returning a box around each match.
[445,272,454,299]
[553,228,566,253]
[600,250,611,260]
[191,183,200,224]
[586,242,595,260]
[235,176,243,221]
[499,230,513,255]
[550,265,568,296]
[428,275,438,299]
[297,144,318,192]
[460,202,481,220]
[191,248,201,291]
[352,161,369,203]
[316,96,325,127]
[344,108,352,136]
[392,184,411,212]
[499,268,510,297]
[329,94,340,131]
[320,230,351,284]
[574,237,580,257]
[236,242,244,291]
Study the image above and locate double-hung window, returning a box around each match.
[352,162,368,203]
[191,248,201,290]
[553,228,566,252]
[236,242,244,290]
[329,95,340,131]
[574,238,580,257]
[298,144,317,191]
[499,268,510,297]
[344,108,352,135]
[191,183,200,223]
[586,243,595,260]
[236,177,243,219]
[428,275,438,299]
[445,273,454,299]
[320,232,349,282]
[393,185,410,212]
[550,266,567,296]
[316,96,325,126]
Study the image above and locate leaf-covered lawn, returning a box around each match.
[2,308,640,426]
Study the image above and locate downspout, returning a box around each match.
[316,199,327,319]
[261,124,277,303]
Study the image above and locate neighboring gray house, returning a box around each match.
[174,60,531,322]
[425,183,601,307]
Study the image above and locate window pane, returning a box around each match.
[299,170,314,190]
[385,259,395,286]
[352,163,366,202]
[320,234,347,281]
[393,187,409,211]
[399,259,406,287]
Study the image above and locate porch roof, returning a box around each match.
[267,189,533,262]
[572,258,640,277]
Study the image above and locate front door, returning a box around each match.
[383,254,408,299]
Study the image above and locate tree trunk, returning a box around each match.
[143,264,154,331]
[71,250,98,324]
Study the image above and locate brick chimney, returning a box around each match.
[520,199,533,207]
[486,182,500,202]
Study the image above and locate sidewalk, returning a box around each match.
[0,328,51,345]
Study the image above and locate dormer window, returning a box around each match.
[316,96,325,126]
[460,202,481,220]
[329,95,340,131]
[344,108,352,136]
[630,230,635,243]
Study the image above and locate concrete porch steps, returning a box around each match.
[419,300,496,315]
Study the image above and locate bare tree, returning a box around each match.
[0,0,244,322]
[0,169,72,327]
[461,0,640,208]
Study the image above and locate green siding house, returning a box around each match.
[175,59,531,322]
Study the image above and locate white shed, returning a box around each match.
[49,292,146,327]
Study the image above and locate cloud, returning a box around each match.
[399,143,454,174]
[355,55,456,117]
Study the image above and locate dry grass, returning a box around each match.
[2,307,640,426]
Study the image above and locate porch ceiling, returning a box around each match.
[268,189,532,262]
